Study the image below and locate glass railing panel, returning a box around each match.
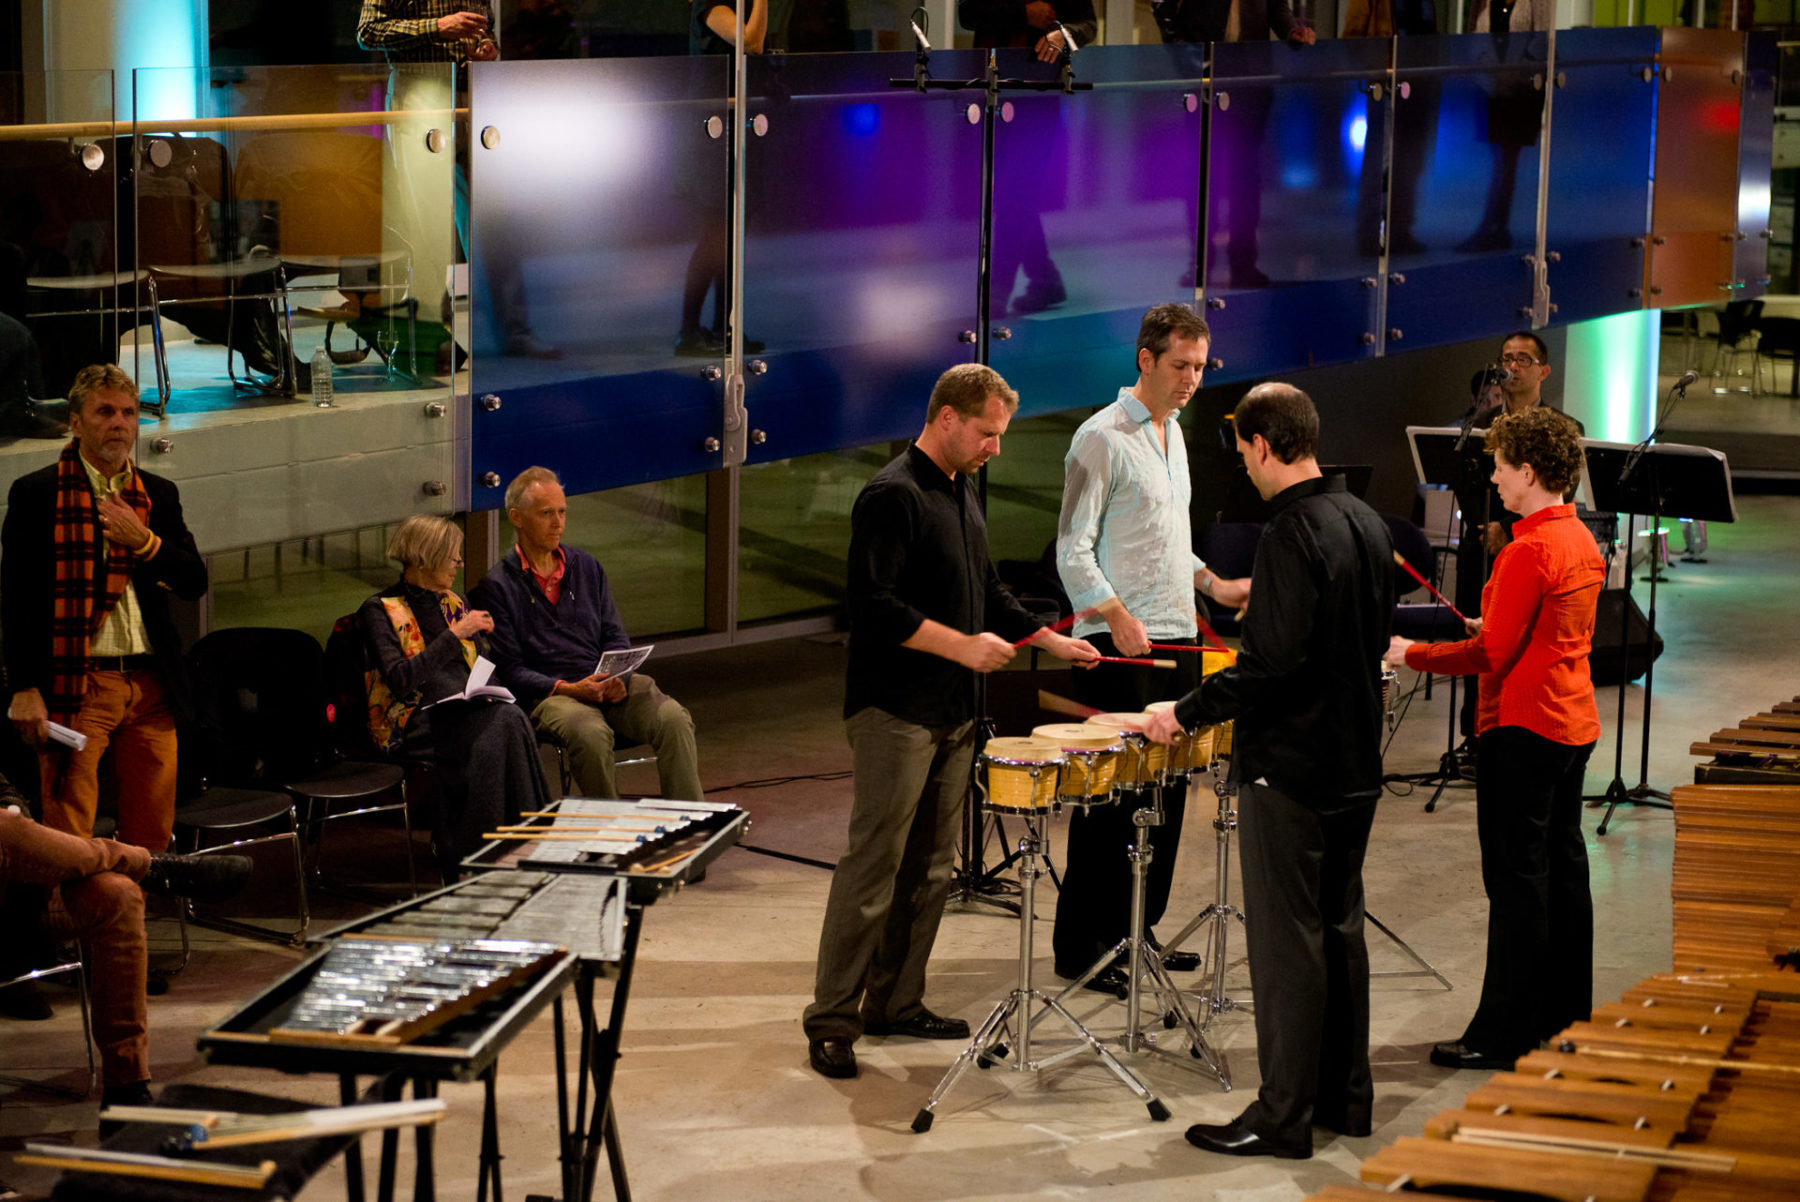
[467,56,730,506]
[1648,29,1747,307]
[737,445,877,624]
[208,525,423,645]
[132,64,458,409]
[1,70,118,419]
[1735,31,1775,296]
[988,45,1206,415]
[563,474,708,639]
[740,51,985,465]
[129,63,458,553]
[1542,28,1658,327]
[1203,37,1389,382]
[1388,32,1546,350]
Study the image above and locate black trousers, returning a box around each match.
[1462,725,1596,1057]
[1051,634,1198,976]
[1237,782,1377,1141]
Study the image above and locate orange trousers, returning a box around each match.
[39,668,178,852]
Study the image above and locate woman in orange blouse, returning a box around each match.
[1386,407,1604,1070]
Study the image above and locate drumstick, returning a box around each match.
[1095,656,1177,668]
[1192,610,1231,653]
[1037,689,1101,719]
[1012,606,1095,649]
[1392,549,1468,623]
[1147,643,1216,653]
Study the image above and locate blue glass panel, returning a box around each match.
[1203,38,1388,383]
[1737,32,1775,295]
[740,51,986,465]
[468,56,729,507]
[1543,28,1657,326]
[988,51,1204,416]
[1388,33,1546,351]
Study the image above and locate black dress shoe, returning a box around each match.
[1151,940,1201,973]
[863,1008,970,1040]
[1429,1039,1516,1071]
[808,1037,857,1079]
[1080,965,1130,999]
[1185,1118,1310,1159]
[140,853,253,904]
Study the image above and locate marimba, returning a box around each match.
[1669,785,1800,973]
[1691,698,1800,786]
[1305,971,1800,1202]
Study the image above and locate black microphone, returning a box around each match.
[1491,363,1514,385]
[1673,368,1700,391]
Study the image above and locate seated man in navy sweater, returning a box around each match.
[470,467,704,801]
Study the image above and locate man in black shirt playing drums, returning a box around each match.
[1145,382,1394,1158]
[803,363,1099,1080]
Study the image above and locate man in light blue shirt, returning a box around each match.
[1051,303,1249,990]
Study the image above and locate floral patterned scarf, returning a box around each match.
[364,589,478,752]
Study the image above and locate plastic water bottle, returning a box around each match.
[310,346,334,408]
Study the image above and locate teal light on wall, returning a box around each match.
[1563,310,1658,444]
[42,0,201,122]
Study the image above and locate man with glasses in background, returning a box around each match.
[1449,331,1581,774]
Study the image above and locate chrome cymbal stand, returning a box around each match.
[913,784,1169,1132]
[1051,735,1226,1085]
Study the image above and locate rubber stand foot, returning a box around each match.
[912,1110,934,1133]
[1148,1099,1171,1122]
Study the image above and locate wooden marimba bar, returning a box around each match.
[1669,784,1800,973]
[1301,700,1800,1202]
[1305,971,1800,1202]
[1691,699,1800,787]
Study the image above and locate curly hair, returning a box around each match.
[1485,407,1583,496]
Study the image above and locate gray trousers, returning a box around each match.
[803,707,975,1041]
[531,673,704,801]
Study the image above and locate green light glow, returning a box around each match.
[1562,310,1657,443]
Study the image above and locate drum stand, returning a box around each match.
[1052,746,1226,1086]
[912,793,1170,1132]
[1160,762,1250,1052]
[1165,762,1452,1003]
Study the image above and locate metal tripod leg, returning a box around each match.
[1160,764,1251,1035]
[913,809,1170,1132]
[1366,910,1453,989]
[1050,780,1228,1088]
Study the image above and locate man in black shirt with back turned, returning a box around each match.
[803,363,1099,1080]
[1145,382,1393,1159]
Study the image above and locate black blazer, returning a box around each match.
[1,458,208,721]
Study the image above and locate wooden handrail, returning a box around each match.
[0,108,465,142]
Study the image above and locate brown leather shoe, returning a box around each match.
[809,1037,857,1079]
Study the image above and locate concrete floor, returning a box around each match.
[3,495,1797,1200]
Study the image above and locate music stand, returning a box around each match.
[1579,438,1736,834]
[1395,426,1491,809]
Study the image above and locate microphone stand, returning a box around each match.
[894,11,1089,908]
[1387,366,1503,809]
[1588,372,1694,834]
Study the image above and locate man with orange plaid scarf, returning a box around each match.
[3,364,207,850]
